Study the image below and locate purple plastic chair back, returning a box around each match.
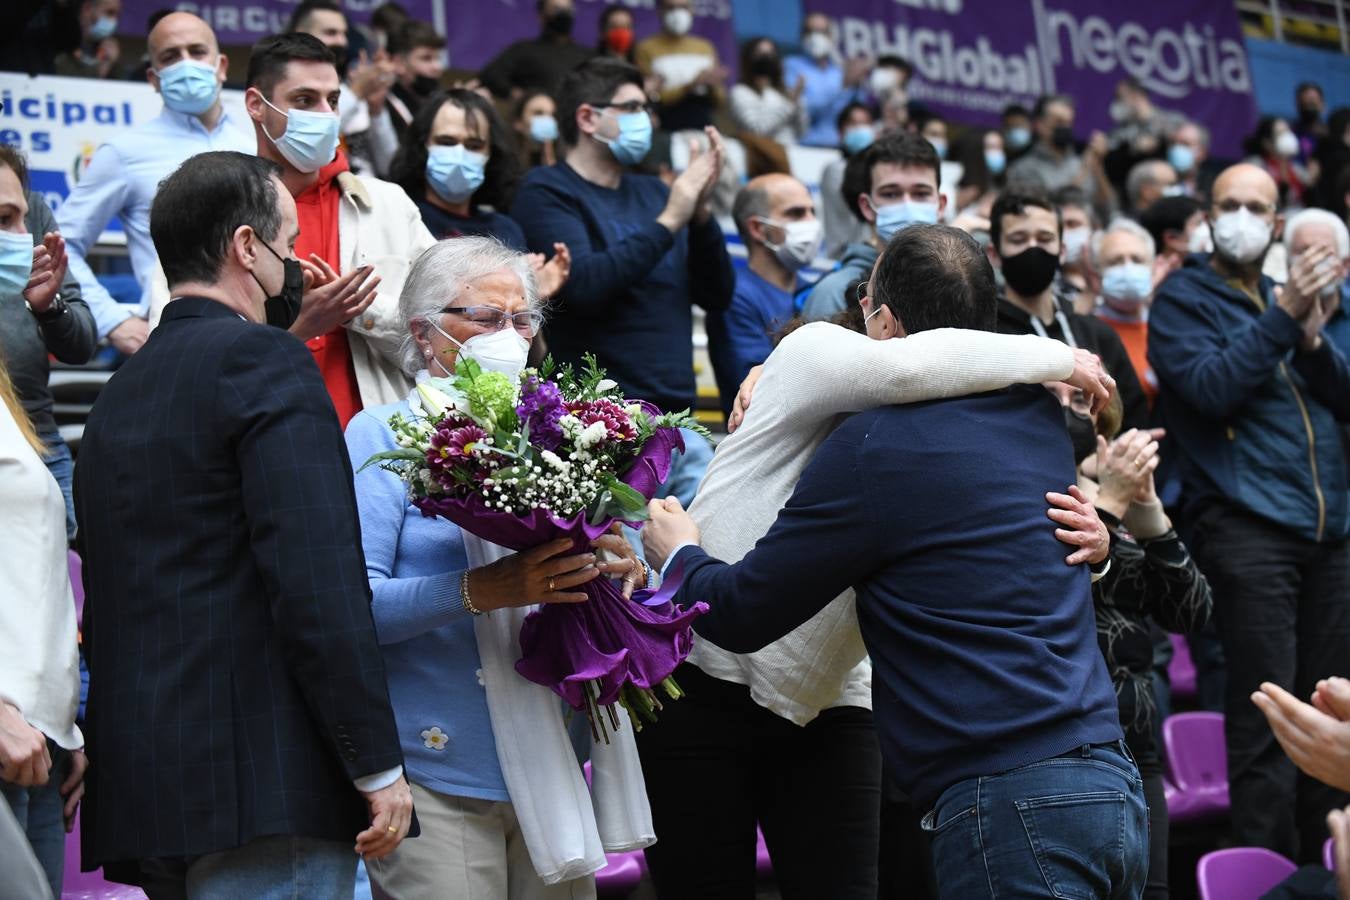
[1328,837,1337,871]
[1168,634,1197,700]
[1196,847,1297,900]
[68,549,84,629]
[756,827,773,878]
[62,810,148,899]
[1163,712,1229,824]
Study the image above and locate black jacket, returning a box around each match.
[74,297,404,876]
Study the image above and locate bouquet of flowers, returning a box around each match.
[364,354,709,741]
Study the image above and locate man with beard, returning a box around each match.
[479,0,594,101]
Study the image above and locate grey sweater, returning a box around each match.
[1,191,96,436]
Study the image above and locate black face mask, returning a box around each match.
[1298,105,1321,124]
[1064,406,1097,465]
[1051,125,1075,150]
[334,45,352,80]
[250,237,305,330]
[1001,246,1060,298]
[544,9,574,36]
[411,74,440,97]
[749,55,779,79]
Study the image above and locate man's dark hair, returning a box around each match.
[843,132,941,223]
[874,224,997,333]
[391,89,521,211]
[0,144,30,192]
[990,185,1062,250]
[875,54,912,80]
[151,152,284,288]
[556,56,643,146]
[1296,81,1323,100]
[1032,93,1072,121]
[246,33,336,100]
[286,0,343,34]
[1001,102,1030,122]
[371,2,409,33]
[1138,195,1202,253]
[387,20,445,56]
[835,100,873,136]
[1050,185,1097,228]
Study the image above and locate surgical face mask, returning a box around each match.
[1064,406,1097,465]
[427,316,531,379]
[756,217,821,271]
[1102,262,1153,309]
[529,114,558,143]
[1051,125,1076,150]
[663,8,693,36]
[1212,208,1272,265]
[984,148,1006,175]
[870,68,901,97]
[1062,226,1091,265]
[157,58,221,116]
[0,231,34,296]
[247,236,305,329]
[425,144,487,204]
[260,95,339,174]
[927,137,947,160]
[1001,245,1060,297]
[1006,126,1031,151]
[88,15,117,41]
[1167,143,1196,175]
[872,198,938,242]
[802,31,832,60]
[1188,221,1213,255]
[596,108,652,165]
[1275,130,1299,159]
[842,124,874,155]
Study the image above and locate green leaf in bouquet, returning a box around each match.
[357,447,424,472]
[589,478,650,525]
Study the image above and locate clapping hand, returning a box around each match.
[24,232,68,313]
[1093,428,1162,518]
[528,242,571,300]
[289,255,381,341]
[657,128,724,231]
[1252,678,1350,793]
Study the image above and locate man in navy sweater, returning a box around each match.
[644,225,1148,900]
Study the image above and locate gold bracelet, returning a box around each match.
[461,571,484,616]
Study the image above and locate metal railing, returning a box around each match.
[1237,0,1350,53]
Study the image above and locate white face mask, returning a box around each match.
[663,8,693,36]
[1188,221,1214,255]
[1212,208,1273,265]
[1275,130,1300,159]
[869,68,900,97]
[802,32,832,60]
[756,217,821,271]
[1062,226,1092,265]
[427,318,531,380]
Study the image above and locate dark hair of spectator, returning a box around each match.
[739,37,784,92]
[0,144,31,192]
[875,55,912,80]
[1244,115,1286,158]
[1334,164,1350,221]
[387,20,446,56]
[990,185,1062,250]
[1032,93,1073,121]
[371,2,410,34]
[246,32,337,100]
[146,8,175,31]
[874,224,997,333]
[955,130,999,194]
[835,101,874,136]
[1050,184,1097,228]
[391,89,521,212]
[286,0,343,34]
[556,57,644,147]
[1138,195,1203,254]
[151,152,284,288]
[513,89,554,123]
[1001,103,1030,122]
[1296,81,1324,100]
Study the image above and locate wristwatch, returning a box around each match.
[30,293,68,323]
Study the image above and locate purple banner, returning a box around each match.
[805,0,1258,158]
[117,0,737,80]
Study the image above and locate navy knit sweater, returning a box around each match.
[673,385,1124,807]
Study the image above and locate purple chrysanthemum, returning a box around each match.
[517,377,566,451]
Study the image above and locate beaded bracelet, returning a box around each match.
[461,571,485,615]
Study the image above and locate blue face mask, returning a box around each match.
[1167,143,1196,175]
[1006,127,1031,150]
[88,15,117,41]
[928,138,948,160]
[260,95,340,174]
[0,231,34,297]
[873,198,939,242]
[529,114,559,143]
[157,58,221,116]
[1101,262,1153,307]
[426,144,487,204]
[597,109,653,165]
[984,149,1006,175]
[842,125,874,156]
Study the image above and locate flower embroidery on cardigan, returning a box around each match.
[421,726,449,750]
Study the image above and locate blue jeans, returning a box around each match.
[138,833,355,899]
[921,741,1148,900]
[0,742,70,898]
[41,436,76,542]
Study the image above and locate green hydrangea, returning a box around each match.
[462,368,519,432]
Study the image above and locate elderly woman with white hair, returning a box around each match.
[344,236,647,900]
[1092,216,1161,404]
[1283,207,1350,358]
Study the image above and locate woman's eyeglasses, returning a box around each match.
[439,305,544,336]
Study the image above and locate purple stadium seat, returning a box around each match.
[1196,847,1297,900]
[595,852,644,897]
[68,549,84,628]
[756,827,773,878]
[1169,634,1197,701]
[62,810,148,899]
[1327,837,1337,871]
[1163,712,1229,825]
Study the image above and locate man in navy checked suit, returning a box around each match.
[73,151,413,896]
